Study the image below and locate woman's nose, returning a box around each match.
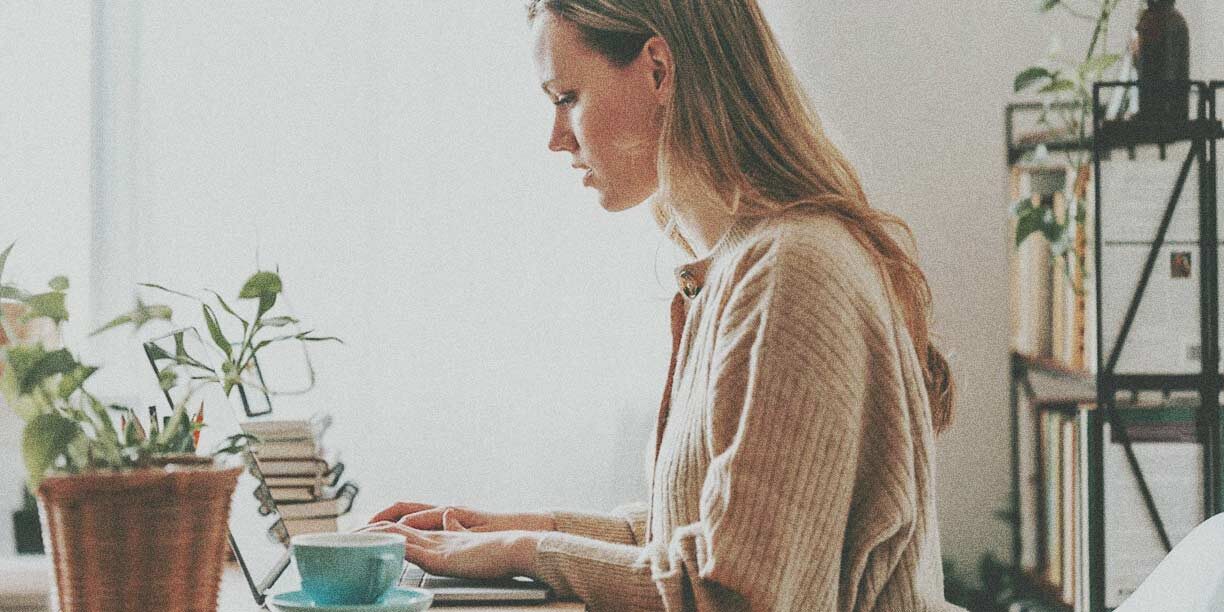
[548,115,575,153]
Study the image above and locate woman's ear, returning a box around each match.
[640,35,674,103]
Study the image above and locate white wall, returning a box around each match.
[76,1,674,526]
[0,2,92,556]
[2,0,1222,587]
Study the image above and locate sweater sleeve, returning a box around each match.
[533,237,888,611]
[549,501,649,546]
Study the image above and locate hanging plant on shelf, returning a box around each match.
[1011,0,1130,292]
[1013,0,1126,167]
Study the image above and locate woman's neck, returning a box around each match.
[669,199,737,258]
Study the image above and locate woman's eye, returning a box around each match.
[553,94,576,108]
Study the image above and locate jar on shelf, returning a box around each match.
[1134,0,1190,121]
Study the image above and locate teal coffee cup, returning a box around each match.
[292,532,405,605]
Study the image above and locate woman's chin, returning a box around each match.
[597,189,651,213]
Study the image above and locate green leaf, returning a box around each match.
[48,276,69,292]
[158,367,178,391]
[202,303,232,359]
[1039,0,1060,11]
[57,365,98,399]
[207,290,249,328]
[259,316,299,328]
[145,304,173,320]
[1038,78,1076,94]
[162,330,211,372]
[90,313,133,336]
[0,242,13,288]
[238,271,282,300]
[298,334,343,344]
[1044,222,1071,256]
[63,429,92,472]
[156,401,194,452]
[85,397,124,466]
[24,292,68,324]
[121,406,146,445]
[1009,198,1032,218]
[211,433,259,457]
[19,349,79,394]
[139,282,199,301]
[1014,206,1046,247]
[144,341,174,364]
[92,299,175,336]
[1014,66,1052,93]
[1082,53,1121,77]
[239,271,282,319]
[123,416,144,445]
[0,365,42,421]
[22,413,81,486]
[0,285,29,301]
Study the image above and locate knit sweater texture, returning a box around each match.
[532,208,962,612]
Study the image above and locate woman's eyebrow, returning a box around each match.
[540,79,560,96]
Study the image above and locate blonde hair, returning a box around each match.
[527,0,955,434]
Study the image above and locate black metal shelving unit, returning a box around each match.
[1007,80,1224,612]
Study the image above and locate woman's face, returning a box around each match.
[531,12,667,212]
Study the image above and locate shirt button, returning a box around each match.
[678,269,700,298]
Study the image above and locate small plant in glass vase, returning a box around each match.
[96,269,342,420]
[1011,0,1128,291]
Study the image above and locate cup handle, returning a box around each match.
[366,552,403,602]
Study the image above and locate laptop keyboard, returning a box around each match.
[398,564,546,592]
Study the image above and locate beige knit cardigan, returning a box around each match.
[532,209,963,612]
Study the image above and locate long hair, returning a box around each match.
[527,0,955,434]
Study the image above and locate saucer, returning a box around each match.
[268,588,434,612]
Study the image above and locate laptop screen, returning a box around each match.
[142,328,292,605]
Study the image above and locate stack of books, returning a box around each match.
[242,414,358,537]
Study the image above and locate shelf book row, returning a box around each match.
[243,414,359,537]
[1017,398,1203,608]
[1009,147,1223,376]
[1010,163,1095,374]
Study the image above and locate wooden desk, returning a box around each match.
[217,564,584,612]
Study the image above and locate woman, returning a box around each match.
[364,1,961,610]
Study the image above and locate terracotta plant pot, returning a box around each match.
[37,463,242,612]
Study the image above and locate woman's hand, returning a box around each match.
[357,521,541,580]
[368,501,556,533]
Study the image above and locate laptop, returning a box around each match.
[141,328,551,605]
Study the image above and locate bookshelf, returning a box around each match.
[1006,80,1224,612]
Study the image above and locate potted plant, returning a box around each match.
[0,242,264,612]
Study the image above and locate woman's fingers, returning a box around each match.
[369,501,437,524]
[354,521,400,536]
[404,543,442,574]
[442,508,470,532]
[356,523,439,548]
[397,507,447,529]
[399,506,473,530]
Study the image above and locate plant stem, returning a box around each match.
[1076,0,1121,154]
[1058,0,1097,21]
